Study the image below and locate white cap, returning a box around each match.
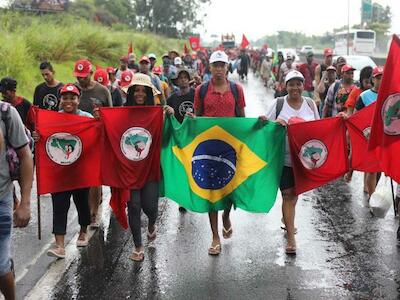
[174,57,182,65]
[209,50,229,64]
[285,70,304,84]
[148,53,156,59]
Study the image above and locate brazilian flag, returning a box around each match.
[161,115,286,213]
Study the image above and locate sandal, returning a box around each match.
[47,246,66,259]
[130,250,144,262]
[222,226,233,239]
[147,225,157,242]
[285,245,297,255]
[281,218,297,234]
[208,244,221,256]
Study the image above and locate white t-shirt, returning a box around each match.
[265,96,320,166]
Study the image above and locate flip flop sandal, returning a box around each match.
[222,226,233,239]
[130,250,144,262]
[147,225,157,242]
[280,226,298,234]
[208,244,221,256]
[285,245,297,255]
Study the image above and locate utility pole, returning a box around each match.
[347,0,350,55]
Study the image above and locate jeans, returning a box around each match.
[0,191,12,276]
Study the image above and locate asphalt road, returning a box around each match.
[10,72,400,300]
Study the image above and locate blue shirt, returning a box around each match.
[355,89,378,111]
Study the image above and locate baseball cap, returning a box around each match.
[120,56,129,63]
[285,70,305,84]
[324,48,333,57]
[0,77,17,92]
[336,56,346,65]
[118,70,134,89]
[59,83,80,96]
[341,64,355,73]
[209,50,229,64]
[306,51,314,57]
[73,59,92,78]
[326,65,337,72]
[174,57,182,65]
[139,56,150,64]
[94,69,110,86]
[152,66,162,75]
[128,53,136,62]
[373,66,384,77]
[106,67,116,74]
[148,53,157,60]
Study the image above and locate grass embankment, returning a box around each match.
[0,12,184,99]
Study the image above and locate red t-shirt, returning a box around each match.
[298,62,318,91]
[194,79,246,117]
[344,86,362,108]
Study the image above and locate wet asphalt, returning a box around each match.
[12,72,400,299]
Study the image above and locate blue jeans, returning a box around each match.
[0,191,12,276]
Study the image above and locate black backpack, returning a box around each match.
[198,81,240,116]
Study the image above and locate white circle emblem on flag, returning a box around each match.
[120,127,152,161]
[191,42,197,49]
[46,133,82,165]
[362,127,371,140]
[381,93,400,136]
[299,139,328,170]
[77,64,84,71]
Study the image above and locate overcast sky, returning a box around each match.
[200,0,400,41]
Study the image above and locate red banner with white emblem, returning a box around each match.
[288,117,349,195]
[368,35,400,182]
[35,109,102,195]
[346,103,381,172]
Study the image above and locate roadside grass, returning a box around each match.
[0,11,184,99]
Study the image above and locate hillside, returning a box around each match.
[0,11,184,98]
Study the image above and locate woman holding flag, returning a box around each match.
[33,84,93,259]
[121,73,162,262]
[260,70,320,255]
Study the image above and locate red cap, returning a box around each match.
[373,66,384,77]
[324,48,333,57]
[59,83,80,96]
[106,67,116,74]
[94,69,110,86]
[152,66,162,75]
[120,56,128,63]
[118,70,133,88]
[73,59,92,78]
[139,56,150,64]
[341,64,355,73]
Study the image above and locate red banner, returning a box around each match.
[35,109,102,195]
[346,103,381,172]
[288,117,349,195]
[189,36,200,51]
[241,34,250,49]
[369,35,400,182]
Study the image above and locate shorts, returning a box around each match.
[0,191,13,276]
[279,166,295,191]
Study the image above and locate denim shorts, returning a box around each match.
[0,191,13,276]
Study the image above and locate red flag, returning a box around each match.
[128,41,133,55]
[288,117,349,195]
[35,109,102,195]
[184,43,189,55]
[100,106,163,188]
[100,107,163,228]
[368,35,400,182]
[189,36,200,51]
[241,34,250,49]
[346,103,381,172]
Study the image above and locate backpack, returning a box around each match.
[198,81,241,117]
[275,96,319,119]
[1,102,32,181]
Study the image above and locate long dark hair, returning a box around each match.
[125,85,155,106]
[359,66,373,90]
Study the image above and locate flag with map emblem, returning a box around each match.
[161,115,286,213]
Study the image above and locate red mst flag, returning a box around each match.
[35,109,102,195]
[128,41,133,55]
[369,35,400,182]
[189,36,200,51]
[346,103,381,172]
[241,34,250,49]
[184,43,189,55]
[288,117,349,195]
[100,107,163,228]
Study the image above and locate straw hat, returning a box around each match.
[121,73,161,96]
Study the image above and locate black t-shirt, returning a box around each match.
[33,82,63,111]
[166,88,195,123]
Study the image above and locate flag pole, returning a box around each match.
[37,194,41,240]
[390,179,397,217]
